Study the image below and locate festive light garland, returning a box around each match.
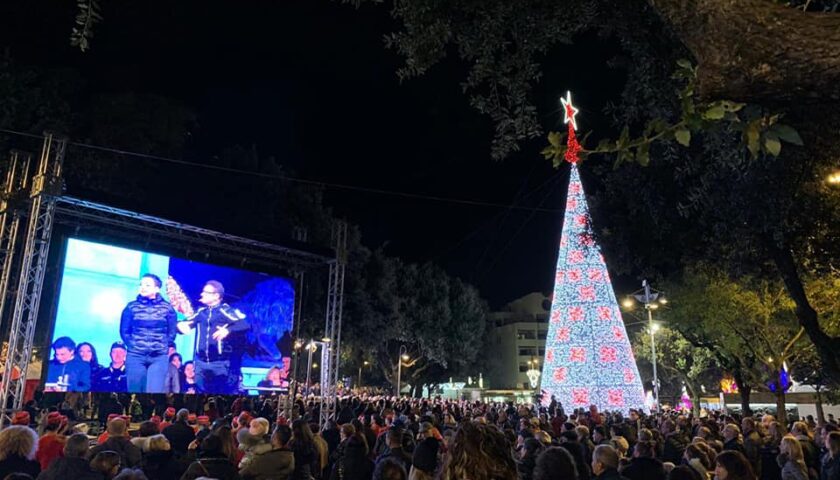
[539,92,647,412]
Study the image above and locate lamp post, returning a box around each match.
[396,345,409,397]
[304,338,331,396]
[625,279,667,412]
[358,360,369,389]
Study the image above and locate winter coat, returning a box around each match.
[141,449,184,480]
[181,455,242,480]
[745,430,765,476]
[822,453,840,480]
[760,442,783,480]
[779,458,809,480]
[120,294,177,355]
[184,303,249,362]
[36,433,66,470]
[725,437,747,455]
[663,432,690,465]
[88,435,142,468]
[36,456,104,480]
[46,356,91,391]
[620,456,667,480]
[0,454,41,479]
[240,447,295,480]
[331,438,373,480]
[163,420,197,455]
[290,441,318,480]
[595,468,630,480]
[92,365,127,393]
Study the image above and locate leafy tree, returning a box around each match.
[631,325,718,416]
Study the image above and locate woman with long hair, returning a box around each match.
[778,435,808,480]
[714,450,756,480]
[290,419,319,480]
[77,342,102,377]
[181,361,200,394]
[440,422,517,480]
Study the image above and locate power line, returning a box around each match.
[0,128,562,213]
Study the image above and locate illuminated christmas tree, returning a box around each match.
[539,92,647,412]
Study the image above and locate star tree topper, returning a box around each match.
[561,91,582,164]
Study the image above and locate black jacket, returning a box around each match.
[88,436,142,468]
[92,364,127,393]
[0,454,41,479]
[595,468,630,480]
[621,456,667,480]
[120,294,177,356]
[36,456,104,480]
[662,432,689,465]
[182,303,249,362]
[163,421,197,455]
[181,455,242,480]
[46,357,91,391]
[141,449,184,480]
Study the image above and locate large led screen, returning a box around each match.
[45,238,295,395]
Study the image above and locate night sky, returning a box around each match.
[0,1,630,307]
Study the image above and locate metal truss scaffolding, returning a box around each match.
[0,134,65,425]
[0,134,345,424]
[319,220,347,428]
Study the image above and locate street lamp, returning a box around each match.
[305,339,330,396]
[358,360,369,389]
[827,171,840,184]
[396,345,410,397]
[625,279,667,412]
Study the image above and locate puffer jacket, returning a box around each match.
[120,294,177,355]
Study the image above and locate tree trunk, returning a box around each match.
[770,244,840,384]
[649,0,840,102]
[685,382,701,417]
[734,370,752,416]
[775,387,786,425]
[815,386,826,426]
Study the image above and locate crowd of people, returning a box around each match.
[0,392,839,480]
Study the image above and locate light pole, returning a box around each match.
[304,338,331,396]
[396,345,409,397]
[625,279,667,412]
[358,360,369,389]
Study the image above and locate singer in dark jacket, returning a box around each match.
[120,273,177,393]
[177,280,249,394]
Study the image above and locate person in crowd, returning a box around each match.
[621,440,666,480]
[533,447,579,480]
[257,366,289,390]
[517,438,544,480]
[88,418,141,468]
[714,450,757,480]
[139,434,181,480]
[662,419,689,465]
[822,431,840,480]
[0,426,41,479]
[778,435,809,480]
[89,451,122,480]
[36,413,68,471]
[111,469,148,480]
[120,273,178,393]
[177,280,250,393]
[240,424,295,480]
[45,337,90,392]
[162,408,196,456]
[439,421,517,480]
[129,421,159,453]
[330,433,373,480]
[410,422,440,480]
[791,421,820,479]
[377,429,412,472]
[682,444,711,480]
[92,343,128,393]
[181,434,242,480]
[592,444,629,480]
[36,433,101,480]
[742,418,765,477]
[760,421,783,480]
[77,343,103,379]
[724,424,747,455]
[372,458,407,480]
[289,419,319,480]
[237,418,272,471]
[560,429,592,480]
[164,353,181,394]
[668,465,703,480]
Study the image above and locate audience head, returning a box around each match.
[64,433,90,458]
[90,450,122,478]
[148,434,170,452]
[0,426,38,461]
[714,450,755,480]
[591,444,619,476]
[533,447,578,480]
[272,424,292,448]
[440,422,517,480]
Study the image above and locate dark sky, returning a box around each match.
[0,1,629,307]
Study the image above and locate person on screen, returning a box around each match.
[77,342,103,379]
[165,353,182,393]
[119,273,178,393]
[176,280,250,393]
[45,336,90,392]
[92,342,128,393]
[257,366,289,390]
[181,361,200,394]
